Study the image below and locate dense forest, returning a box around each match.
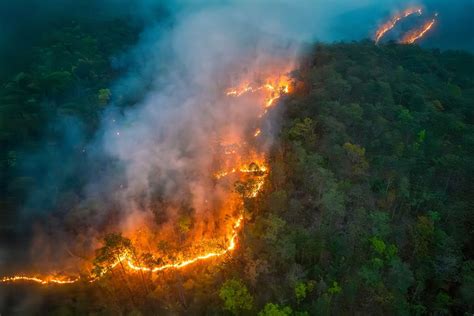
[254,42,474,315]
[0,19,139,231]
[1,16,473,316]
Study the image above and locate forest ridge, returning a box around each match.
[0,16,473,316]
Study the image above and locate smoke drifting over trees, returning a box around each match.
[0,0,473,314]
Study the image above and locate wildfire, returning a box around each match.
[226,75,291,109]
[374,7,438,45]
[214,168,237,179]
[239,162,267,173]
[375,7,422,44]
[0,275,79,285]
[247,177,266,198]
[1,70,290,287]
[1,215,245,285]
[125,216,243,273]
[401,15,437,44]
[214,162,268,180]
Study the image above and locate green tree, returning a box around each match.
[343,142,369,176]
[295,281,307,303]
[219,278,253,314]
[288,117,317,145]
[259,303,292,316]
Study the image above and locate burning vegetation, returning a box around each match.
[374,7,423,44]
[1,71,292,287]
[401,14,438,44]
[375,7,438,44]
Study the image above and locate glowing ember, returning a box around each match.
[401,15,437,44]
[247,178,266,198]
[375,7,422,44]
[214,163,268,180]
[214,168,237,179]
[239,162,267,173]
[226,75,291,109]
[1,216,244,285]
[1,275,79,285]
[125,216,243,272]
[1,71,289,286]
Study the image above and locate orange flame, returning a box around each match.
[0,275,79,285]
[226,75,291,109]
[375,7,422,44]
[125,216,243,273]
[401,16,437,44]
[1,70,288,287]
[1,216,245,285]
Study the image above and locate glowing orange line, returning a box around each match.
[401,18,436,44]
[1,73,284,287]
[226,81,289,109]
[375,8,422,44]
[1,216,244,285]
[1,275,79,285]
[126,216,243,272]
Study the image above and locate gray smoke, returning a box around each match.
[0,0,472,312]
[1,0,472,270]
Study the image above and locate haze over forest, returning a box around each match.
[0,1,473,314]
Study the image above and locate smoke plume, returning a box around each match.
[0,0,473,312]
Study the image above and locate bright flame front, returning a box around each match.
[375,7,422,44]
[1,70,291,286]
[401,16,437,44]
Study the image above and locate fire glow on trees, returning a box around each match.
[401,15,437,44]
[0,72,292,286]
[374,7,423,44]
[375,7,438,44]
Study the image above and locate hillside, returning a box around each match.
[246,41,474,315]
[0,20,473,315]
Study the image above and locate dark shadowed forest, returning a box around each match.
[0,6,473,316]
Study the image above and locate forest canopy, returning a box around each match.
[0,13,473,316]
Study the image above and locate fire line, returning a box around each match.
[1,73,291,286]
[375,7,422,44]
[401,15,437,44]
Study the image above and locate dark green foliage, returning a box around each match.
[219,278,254,314]
[0,19,137,230]
[258,303,293,316]
[1,16,473,315]
[243,42,474,315]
